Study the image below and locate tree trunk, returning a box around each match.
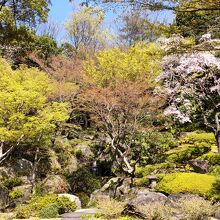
[215,131,220,153]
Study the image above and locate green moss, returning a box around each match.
[156,172,217,198]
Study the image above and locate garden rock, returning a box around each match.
[89,189,110,205]
[12,158,33,176]
[128,191,168,206]
[0,184,9,210]
[65,156,78,174]
[215,208,220,219]
[0,166,15,179]
[58,194,81,209]
[41,175,70,194]
[189,159,210,173]
[75,144,93,158]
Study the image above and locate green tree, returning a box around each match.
[65,6,111,59]
[0,58,69,185]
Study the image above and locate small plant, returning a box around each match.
[95,197,125,219]
[178,197,216,220]
[9,189,23,200]
[38,203,59,219]
[15,205,32,219]
[56,196,77,214]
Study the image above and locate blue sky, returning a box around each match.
[48,0,174,42]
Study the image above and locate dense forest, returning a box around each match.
[0,0,220,219]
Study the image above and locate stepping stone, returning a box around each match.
[61,208,100,220]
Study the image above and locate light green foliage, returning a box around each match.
[65,6,111,58]
[156,172,217,198]
[86,43,162,87]
[135,162,175,178]
[9,188,23,200]
[166,132,213,163]
[15,194,76,218]
[179,132,216,146]
[0,58,69,158]
[198,152,220,165]
[2,177,23,189]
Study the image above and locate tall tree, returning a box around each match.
[0,58,69,184]
[159,37,220,152]
[65,6,111,59]
[78,43,164,176]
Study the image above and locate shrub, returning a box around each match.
[178,197,216,220]
[198,152,220,165]
[166,145,211,163]
[56,196,77,214]
[95,197,125,219]
[3,177,23,189]
[156,172,217,198]
[76,192,90,208]
[9,189,23,200]
[210,165,220,175]
[38,203,59,219]
[135,162,175,178]
[15,194,76,218]
[67,168,101,196]
[179,132,215,146]
[15,205,32,219]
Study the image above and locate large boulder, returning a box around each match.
[58,194,81,209]
[123,191,168,219]
[75,144,93,158]
[0,184,9,210]
[64,156,78,174]
[128,191,168,206]
[41,175,70,194]
[12,158,33,176]
[0,167,15,179]
[189,159,210,173]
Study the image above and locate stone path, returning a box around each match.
[61,209,100,220]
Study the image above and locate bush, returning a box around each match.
[67,168,101,196]
[76,192,90,208]
[178,197,216,220]
[135,162,175,178]
[198,152,220,165]
[15,194,76,218]
[56,196,77,214]
[95,197,125,219]
[166,145,211,163]
[15,205,32,219]
[179,132,215,146]
[2,177,23,189]
[38,203,59,219]
[156,172,217,198]
[9,189,23,200]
